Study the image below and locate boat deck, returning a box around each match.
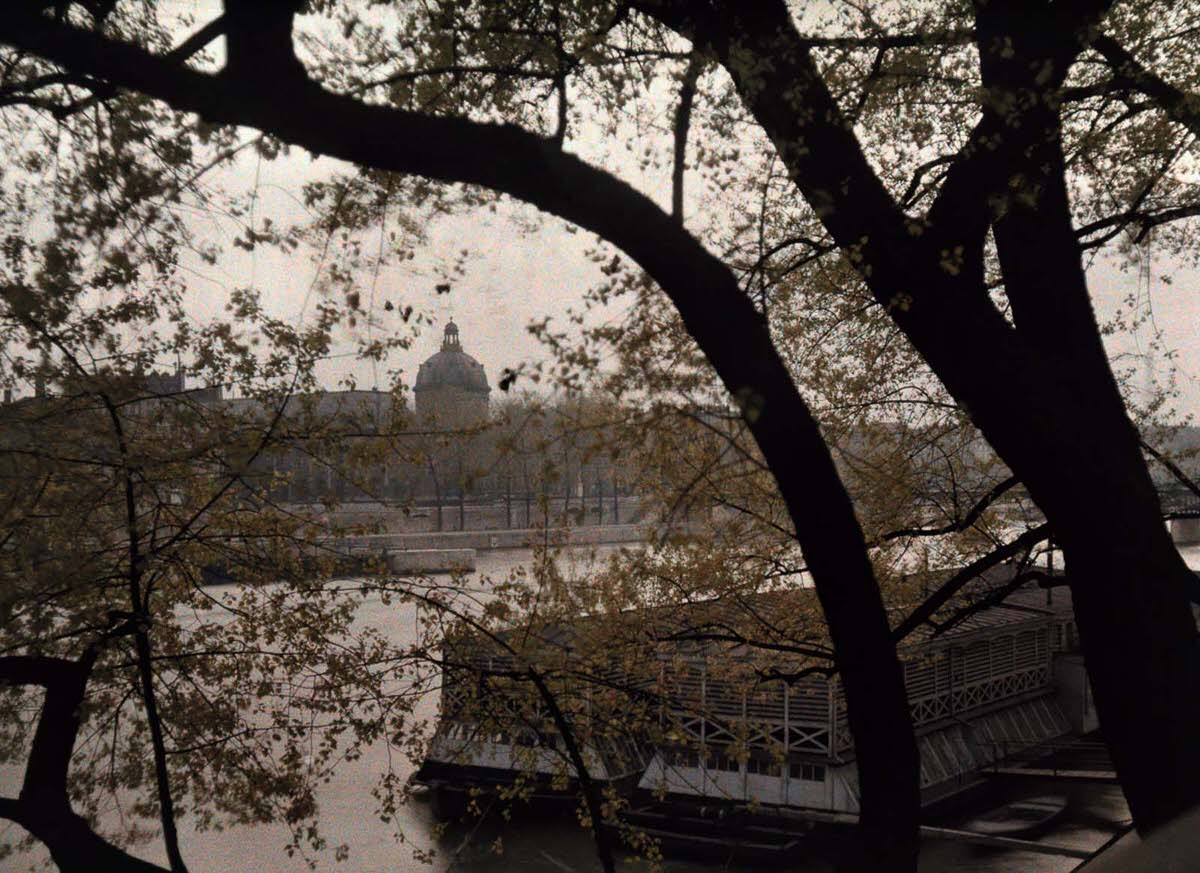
[981,734,1117,783]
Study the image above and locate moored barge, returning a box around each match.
[412,564,1090,858]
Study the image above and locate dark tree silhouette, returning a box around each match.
[5,1,1200,870]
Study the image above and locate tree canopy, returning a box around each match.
[4,1,1200,871]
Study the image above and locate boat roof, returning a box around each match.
[474,561,1060,671]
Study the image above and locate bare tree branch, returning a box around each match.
[891,523,1053,644]
[875,475,1019,543]
[671,50,702,224]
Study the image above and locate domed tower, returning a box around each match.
[414,320,491,426]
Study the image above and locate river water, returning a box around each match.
[4,543,1171,871]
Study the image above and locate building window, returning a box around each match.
[790,762,826,782]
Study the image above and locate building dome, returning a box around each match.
[414,321,490,425]
[414,321,490,396]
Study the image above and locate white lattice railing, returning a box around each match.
[909,666,1049,725]
[669,714,833,754]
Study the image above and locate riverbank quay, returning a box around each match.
[318,517,716,575]
[198,521,669,584]
[313,523,664,576]
[329,521,663,553]
[306,495,650,535]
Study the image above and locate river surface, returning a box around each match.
[8,543,1193,871]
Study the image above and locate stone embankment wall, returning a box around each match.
[339,523,655,552]
[386,549,477,574]
[319,497,647,535]
[329,522,705,574]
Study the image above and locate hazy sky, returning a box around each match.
[1090,259,1200,420]
[157,0,1200,424]
[178,139,1200,425]
[178,150,618,399]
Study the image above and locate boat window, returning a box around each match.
[747,758,782,776]
[790,762,826,782]
[708,748,741,772]
[671,748,701,769]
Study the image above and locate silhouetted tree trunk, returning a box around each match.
[0,654,168,873]
[658,0,1200,835]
